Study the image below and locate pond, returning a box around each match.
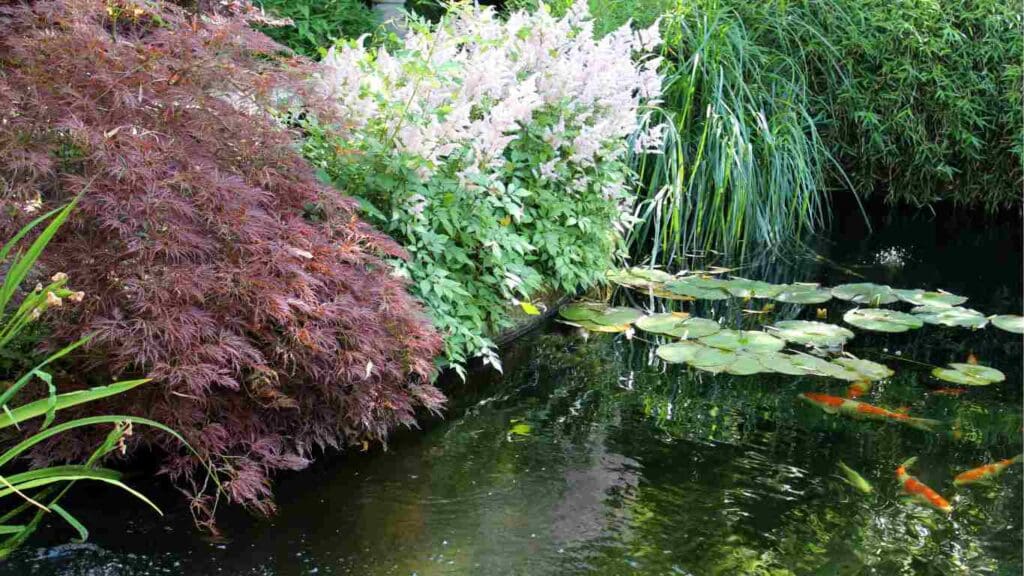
[3,207,1021,575]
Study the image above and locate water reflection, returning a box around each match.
[2,210,1021,575]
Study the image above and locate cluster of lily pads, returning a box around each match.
[606,268,1024,335]
[556,268,1019,386]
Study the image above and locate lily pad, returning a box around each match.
[570,320,633,333]
[591,307,645,326]
[831,283,898,306]
[648,287,697,301]
[670,317,723,339]
[699,329,785,354]
[843,308,923,333]
[770,321,854,348]
[656,340,702,364]
[774,284,833,304]
[723,277,784,299]
[723,353,766,375]
[833,357,894,381]
[665,278,731,300]
[932,363,1005,386]
[788,354,863,381]
[911,306,988,329]
[686,345,739,369]
[990,314,1024,334]
[635,313,689,335]
[893,288,967,308]
[559,302,605,322]
[606,267,673,289]
[757,352,813,375]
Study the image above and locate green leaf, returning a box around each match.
[50,504,88,543]
[769,321,854,348]
[831,283,898,306]
[990,314,1024,334]
[932,363,1005,386]
[893,288,967,307]
[911,306,988,329]
[698,329,786,354]
[0,379,150,429]
[843,308,923,333]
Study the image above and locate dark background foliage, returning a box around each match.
[0,0,442,518]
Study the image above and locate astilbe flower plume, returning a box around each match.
[0,0,443,518]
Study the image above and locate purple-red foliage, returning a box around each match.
[0,0,443,517]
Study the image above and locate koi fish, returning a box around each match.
[799,393,941,432]
[838,461,873,494]
[897,457,952,513]
[966,353,978,365]
[932,387,968,396]
[845,381,871,399]
[954,455,1022,486]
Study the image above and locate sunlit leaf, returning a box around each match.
[831,283,898,305]
[843,308,923,333]
[932,363,1005,386]
[990,314,1024,334]
[893,288,967,307]
[698,329,785,353]
[770,320,853,348]
[911,306,988,329]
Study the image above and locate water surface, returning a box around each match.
[3,208,1021,575]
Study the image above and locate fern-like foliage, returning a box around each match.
[0,0,442,517]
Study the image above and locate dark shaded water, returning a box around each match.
[2,207,1022,575]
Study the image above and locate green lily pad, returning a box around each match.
[570,320,633,333]
[774,284,833,304]
[831,283,898,306]
[670,317,723,339]
[893,288,967,308]
[932,363,1005,386]
[724,353,766,375]
[559,302,605,322]
[911,306,988,329]
[723,277,784,299]
[656,340,702,364]
[770,321,854,348]
[833,357,894,381]
[665,278,731,300]
[757,352,812,375]
[591,307,645,326]
[788,354,863,381]
[606,267,673,289]
[687,345,739,368]
[699,329,785,353]
[843,308,923,333]
[990,314,1024,334]
[635,313,689,335]
[635,314,721,339]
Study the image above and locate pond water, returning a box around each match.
[2,207,1022,575]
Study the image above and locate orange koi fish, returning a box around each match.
[954,455,1022,486]
[932,387,968,397]
[897,457,952,513]
[799,393,941,432]
[845,381,871,399]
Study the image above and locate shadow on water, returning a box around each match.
[2,206,1021,575]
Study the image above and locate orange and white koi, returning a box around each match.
[798,392,941,431]
[954,455,1022,486]
[897,457,952,513]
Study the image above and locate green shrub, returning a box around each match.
[801,0,1022,207]
[305,2,662,372]
[255,0,379,58]
[627,0,835,262]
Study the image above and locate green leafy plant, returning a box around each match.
[306,1,661,372]
[626,0,838,262]
[0,201,202,557]
[255,0,380,58]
